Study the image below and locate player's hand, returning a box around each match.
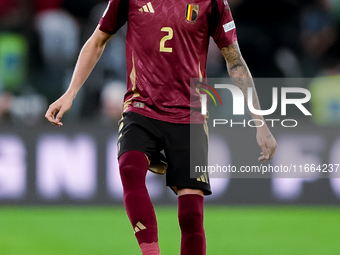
[256,125,277,162]
[45,93,74,127]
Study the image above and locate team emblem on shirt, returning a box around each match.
[185,4,199,22]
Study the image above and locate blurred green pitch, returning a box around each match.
[0,206,339,255]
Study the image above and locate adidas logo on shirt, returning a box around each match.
[139,2,154,13]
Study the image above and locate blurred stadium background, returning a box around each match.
[1,0,340,254]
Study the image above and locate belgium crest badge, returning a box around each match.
[186,4,199,22]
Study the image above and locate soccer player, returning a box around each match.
[45,0,277,254]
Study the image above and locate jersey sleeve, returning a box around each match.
[210,0,237,49]
[99,0,129,34]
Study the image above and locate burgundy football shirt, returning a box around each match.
[99,0,237,123]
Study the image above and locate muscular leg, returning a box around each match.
[119,151,160,255]
[177,188,206,255]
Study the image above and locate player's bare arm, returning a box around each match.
[45,26,112,126]
[221,41,277,161]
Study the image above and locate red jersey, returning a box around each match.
[99,0,237,123]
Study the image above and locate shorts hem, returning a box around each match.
[166,183,212,196]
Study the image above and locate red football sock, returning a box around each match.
[119,151,159,254]
[178,194,206,255]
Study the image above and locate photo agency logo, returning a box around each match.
[197,81,312,128]
[196,82,223,112]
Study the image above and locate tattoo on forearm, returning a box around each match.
[229,62,244,72]
[266,134,272,139]
[221,42,262,119]
[221,46,238,61]
[221,44,244,74]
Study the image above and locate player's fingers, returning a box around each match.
[54,107,68,126]
[45,103,65,126]
[258,144,269,162]
[258,156,267,161]
[45,106,58,123]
